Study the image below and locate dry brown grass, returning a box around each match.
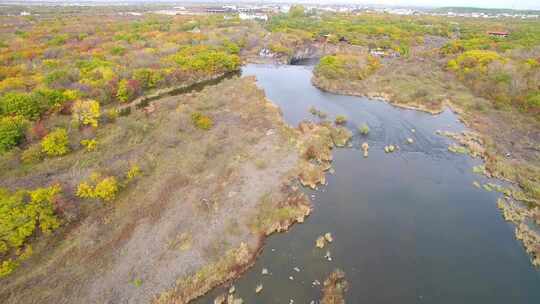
[0,75,318,304]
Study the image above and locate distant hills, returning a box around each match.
[431,6,540,15]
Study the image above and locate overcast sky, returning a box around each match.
[358,0,538,10]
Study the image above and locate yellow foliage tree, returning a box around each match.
[72,99,100,128]
[76,173,118,202]
[80,139,98,152]
[125,165,141,182]
[41,128,70,156]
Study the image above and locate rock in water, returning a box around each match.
[214,293,226,304]
[406,137,414,144]
[324,250,332,261]
[324,232,333,243]
[361,142,369,157]
[316,236,326,248]
[262,268,269,275]
[255,284,263,293]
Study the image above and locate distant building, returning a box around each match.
[259,48,276,58]
[153,10,182,16]
[487,31,509,38]
[206,7,229,14]
[239,13,268,21]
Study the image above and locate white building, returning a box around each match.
[239,13,268,21]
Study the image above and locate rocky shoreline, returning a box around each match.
[153,108,352,304]
[311,76,444,115]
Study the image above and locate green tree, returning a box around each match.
[76,173,119,202]
[133,69,163,90]
[0,185,62,277]
[0,92,42,120]
[289,5,306,18]
[0,116,28,153]
[116,79,133,103]
[41,128,70,156]
[72,99,100,128]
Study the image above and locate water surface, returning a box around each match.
[197,64,540,303]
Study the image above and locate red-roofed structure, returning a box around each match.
[487,31,509,38]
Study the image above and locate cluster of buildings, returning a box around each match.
[150,4,538,20]
[430,11,539,19]
[152,4,287,20]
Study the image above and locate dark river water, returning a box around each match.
[197,64,540,303]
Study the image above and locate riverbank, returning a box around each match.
[0,75,349,303]
[311,57,540,266]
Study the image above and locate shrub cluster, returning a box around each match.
[72,99,100,128]
[76,173,119,202]
[315,54,380,81]
[169,45,240,74]
[0,185,62,277]
[191,112,213,130]
[0,116,28,153]
[41,128,70,156]
[334,115,347,125]
[0,89,77,120]
[0,92,43,120]
[80,139,98,152]
[358,123,370,135]
[116,79,140,103]
[125,165,141,182]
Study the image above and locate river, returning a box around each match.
[196,64,540,303]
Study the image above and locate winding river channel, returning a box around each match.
[197,63,540,303]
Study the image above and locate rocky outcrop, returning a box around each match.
[296,121,351,189]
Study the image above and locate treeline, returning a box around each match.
[274,6,540,117]
[268,6,454,56]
